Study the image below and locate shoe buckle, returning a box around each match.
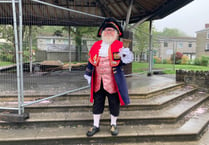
[89,127,93,132]
[111,126,115,132]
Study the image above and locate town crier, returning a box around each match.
[84,17,133,137]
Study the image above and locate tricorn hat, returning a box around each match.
[97,17,123,37]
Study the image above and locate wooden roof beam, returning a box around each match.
[124,0,133,31]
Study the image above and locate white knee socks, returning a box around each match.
[93,114,101,128]
[93,114,117,127]
[111,114,117,126]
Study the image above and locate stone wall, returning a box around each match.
[196,28,209,58]
[176,70,209,91]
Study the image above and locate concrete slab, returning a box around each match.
[0,111,208,144]
[0,71,209,144]
[0,71,177,96]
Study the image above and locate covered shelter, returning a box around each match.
[0,0,193,27]
[0,0,194,74]
[0,0,194,118]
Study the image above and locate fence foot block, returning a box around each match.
[0,111,29,122]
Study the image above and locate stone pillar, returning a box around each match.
[122,30,133,75]
[176,70,181,81]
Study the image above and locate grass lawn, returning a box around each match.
[0,61,14,66]
[0,61,208,75]
[132,62,209,74]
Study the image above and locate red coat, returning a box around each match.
[88,40,122,67]
[86,40,130,106]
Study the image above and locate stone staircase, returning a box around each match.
[0,82,209,145]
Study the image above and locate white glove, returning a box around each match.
[119,48,134,64]
[84,74,91,85]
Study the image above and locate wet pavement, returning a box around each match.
[0,70,177,96]
[0,71,209,145]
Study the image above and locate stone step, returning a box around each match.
[1,91,208,128]
[0,75,208,145]
[0,82,184,101]
[0,108,208,145]
[0,85,196,112]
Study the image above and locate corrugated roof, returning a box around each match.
[0,0,193,27]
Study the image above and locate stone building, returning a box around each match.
[196,24,209,58]
[36,36,92,62]
[156,37,196,60]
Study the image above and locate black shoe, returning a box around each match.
[86,126,100,137]
[110,125,118,136]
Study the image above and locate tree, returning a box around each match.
[0,25,41,63]
[53,30,63,37]
[0,25,16,62]
[63,26,97,62]
[171,51,183,64]
[133,22,159,61]
[155,27,188,37]
[133,22,149,61]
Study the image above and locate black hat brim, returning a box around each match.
[97,17,123,37]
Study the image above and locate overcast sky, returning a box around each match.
[153,0,209,37]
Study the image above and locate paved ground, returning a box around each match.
[0,71,209,145]
[0,70,177,96]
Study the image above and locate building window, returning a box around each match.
[207,32,209,39]
[164,42,168,47]
[63,40,68,44]
[177,42,183,48]
[46,39,53,44]
[205,43,209,51]
[188,42,192,48]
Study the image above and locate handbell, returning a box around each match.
[122,39,131,48]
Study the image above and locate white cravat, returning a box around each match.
[99,41,110,57]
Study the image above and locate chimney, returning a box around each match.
[205,24,209,28]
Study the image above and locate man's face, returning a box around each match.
[101,27,118,44]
